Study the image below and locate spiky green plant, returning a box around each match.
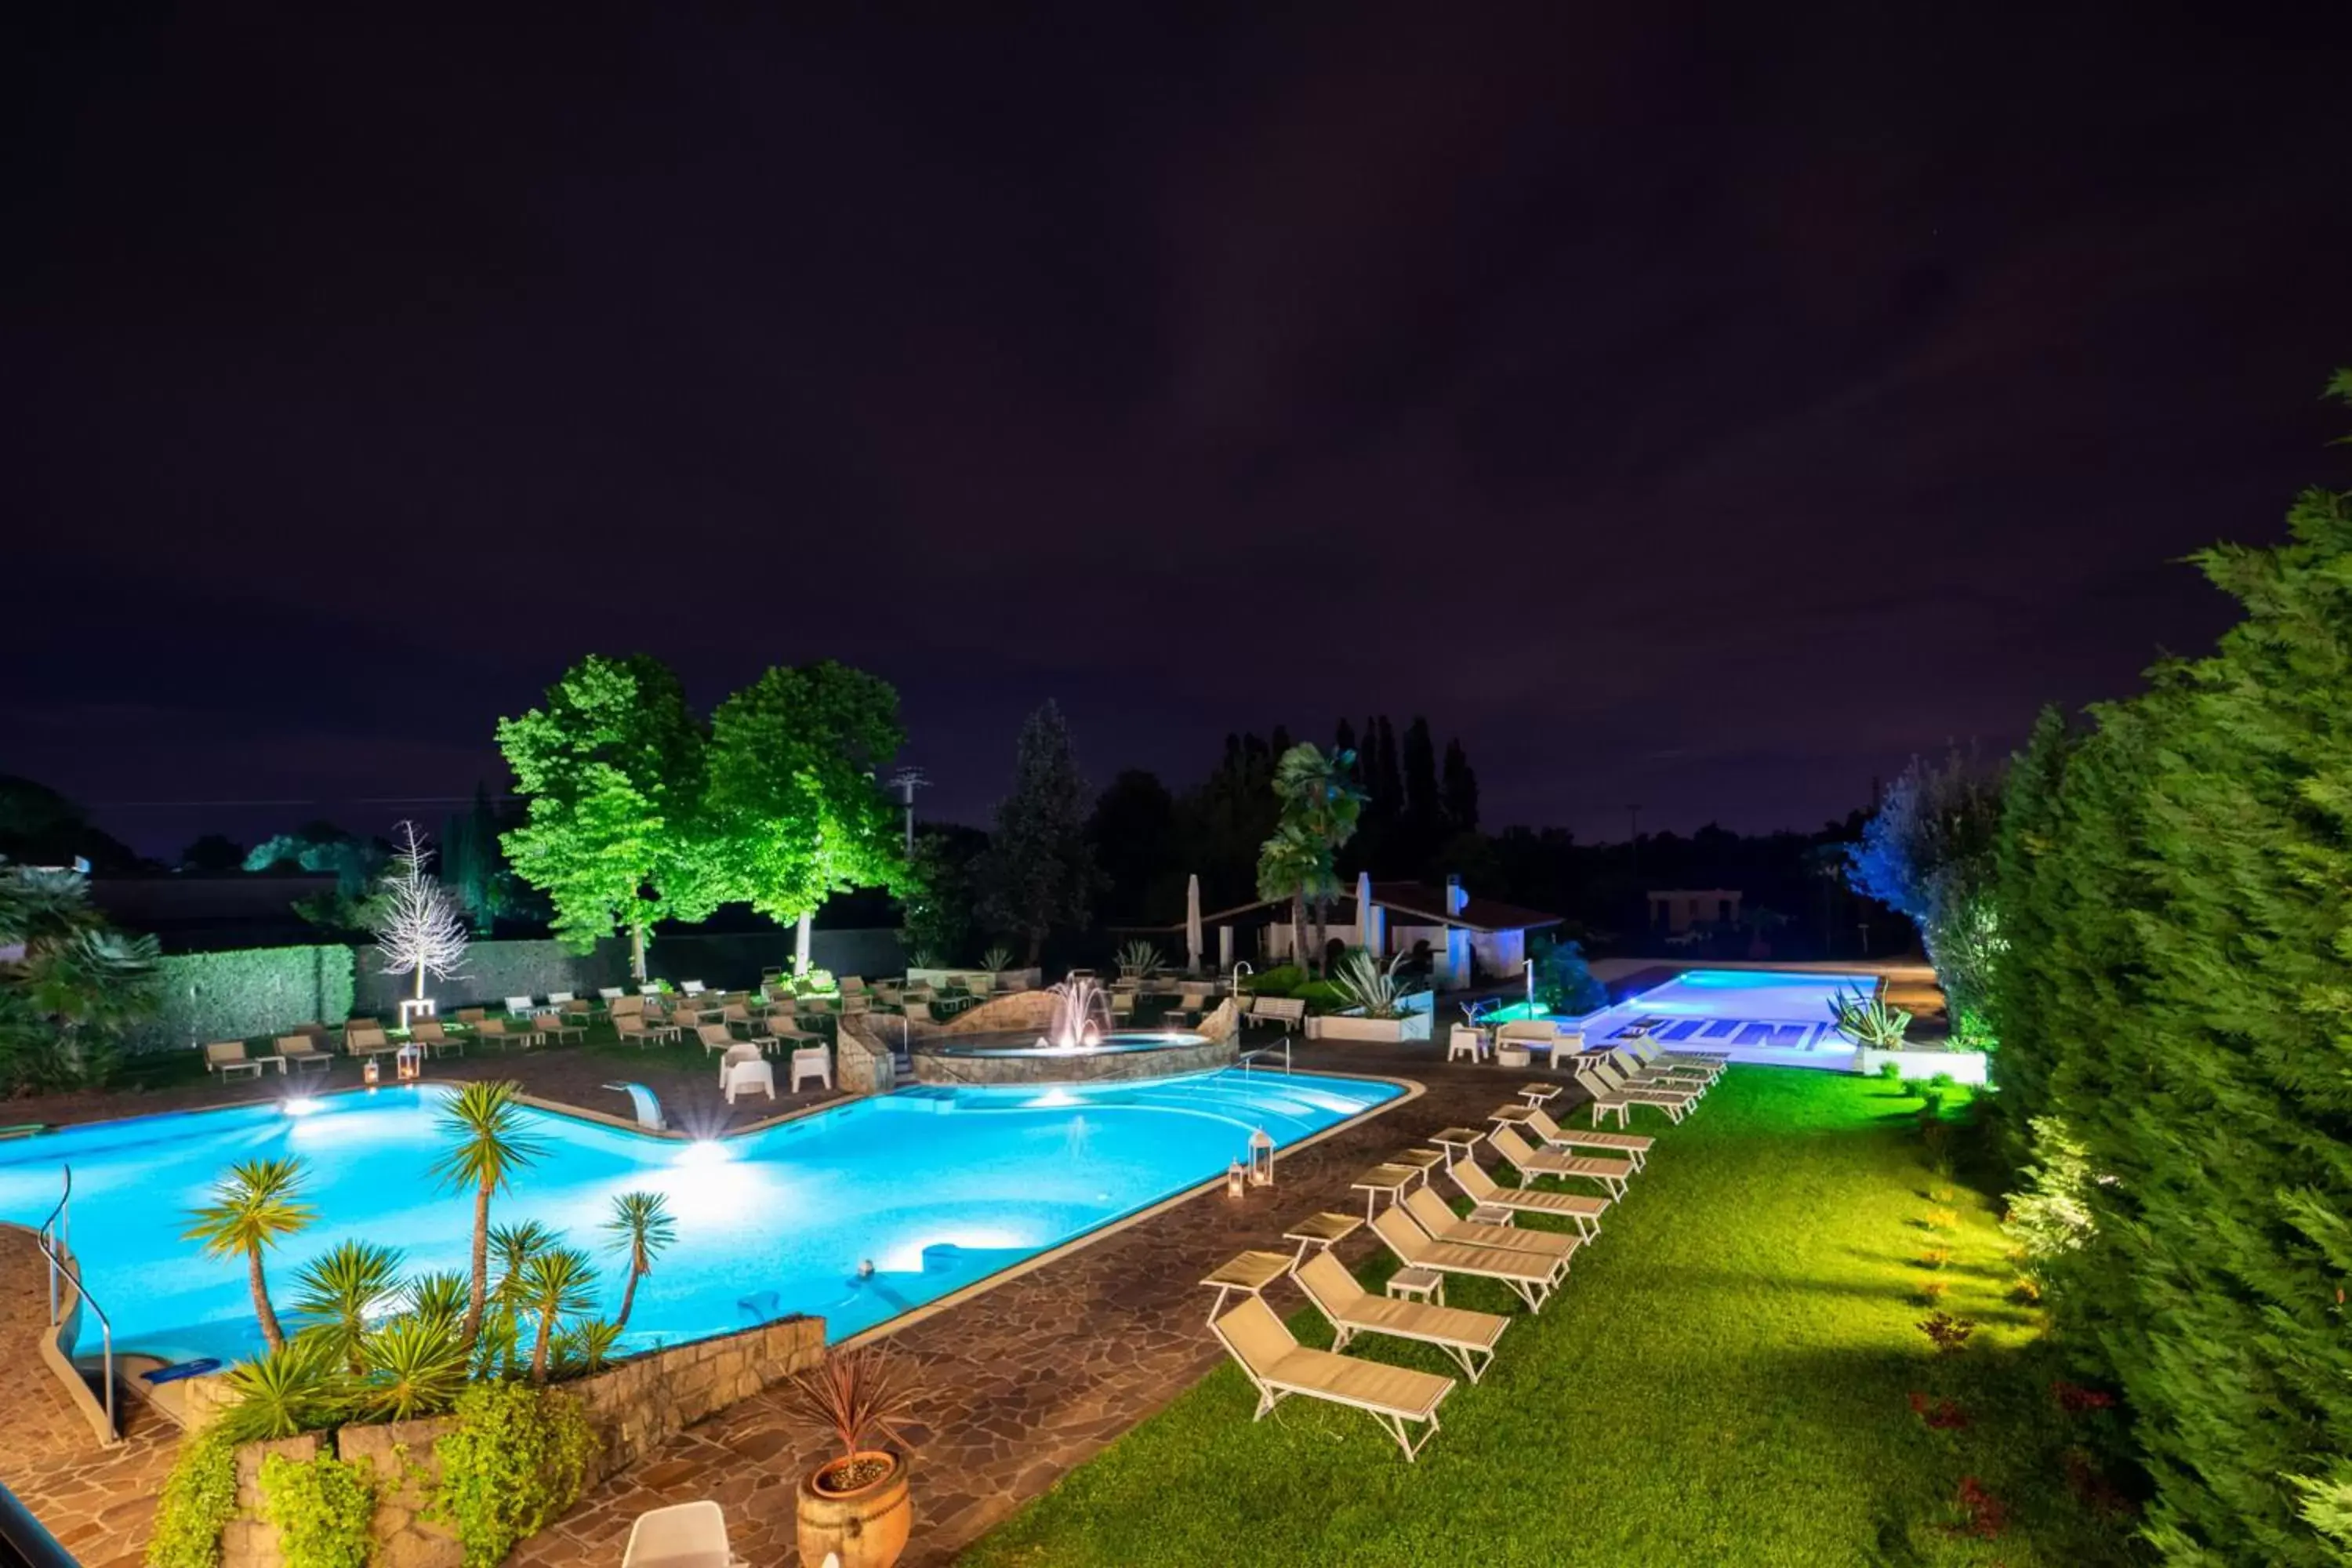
[429,1081,546,1344]
[554,1319,625,1377]
[183,1157,316,1352]
[978,943,1014,974]
[600,1192,677,1329]
[517,1247,601,1385]
[355,1312,471,1421]
[214,1337,345,1444]
[1828,987,1912,1048]
[406,1269,471,1330]
[488,1219,559,1308]
[1330,949,1417,1020]
[1114,940,1163,981]
[291,1240,405,1373]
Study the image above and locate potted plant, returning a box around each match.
[781,1344,916,1568]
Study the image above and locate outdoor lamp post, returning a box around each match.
[1248,1127,1275,1188]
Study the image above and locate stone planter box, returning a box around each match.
[1305,1011,1434,1044]
[191,1314,827,1567]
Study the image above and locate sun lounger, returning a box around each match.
[1401,1187,1581,1264]
[1618,1037,1726,1079]
[700,1022,771,1058]
[205,1040,267,1080]
[1515,1106,1653,1170]
[278,1035,334,1075]
[1447,1154,1607,1240]
[407,1020,464,1058]
[474,1017,540,1051]
[342,1022,398,1058]
[1573,1058,1698,1124]
[1211,1293,1455,1461]
[1600,1047,1712,1095]
[535,1013,586,1045]
[1369,1205,1566,1312]
[1294,1250,1508,1383]
[1487,1124,1634,1199]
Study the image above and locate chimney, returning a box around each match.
[1446,873,1466,916]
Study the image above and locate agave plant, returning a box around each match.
[1330,949,1417,1021]
[215,1337,346,1444]
[1830,987,1913,1048]
[182,1157,316,1352]
[291,1240,406,1373]
[601,1191,677,1330]
[907,948,942,971]
[355,1312,470,1421]
[977,943,1014,974]
[518,1247,602,1385]
[1114,940,1163,982]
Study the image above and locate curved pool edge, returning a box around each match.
[833,1068,1425,1352]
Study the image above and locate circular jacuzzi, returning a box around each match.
[911,1029,1236,1084]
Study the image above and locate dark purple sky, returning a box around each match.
[7,8,2349,858]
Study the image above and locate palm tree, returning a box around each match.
[517,1247,601,1385]
[427,1080,546,1344]
[183,1157,316,1352]
[1270,743,1365,972]
[290,1240,405,1373]
[488,1218,558,1307]
[601,1191,677,1329]
[1254,824,1320,979]
[355,1313,470,1422]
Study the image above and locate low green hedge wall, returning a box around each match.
[129,946,357,1054]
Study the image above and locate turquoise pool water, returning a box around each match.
[0,1071,1397,1364]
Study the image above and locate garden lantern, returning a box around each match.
[397,1042,421,1082]
[1225,1160,1246,1199]
[1248,1127,1275,1188]
[362,1056,379,1087]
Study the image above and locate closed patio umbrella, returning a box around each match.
[1355,870,1374,956]
[1185,873,1203,975]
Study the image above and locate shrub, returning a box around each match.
[1877,1060,1904,1081]
[1243,964,1305,998]
[125,946,355,1054]
[432,1382,595,1568]
[259,1452,377,1568]
[146,1429,238,1568]
[1293,979,1345,1013]
[1530,937,1606,1015]
[1918,1312,1977,1354]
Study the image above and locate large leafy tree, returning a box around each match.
[973,701,1102,965]
[1846,745,2008,1034]
[0,862,161,1090]
[497,655,716,981]
[1989,372,2352,1564]
[704,662,909,929]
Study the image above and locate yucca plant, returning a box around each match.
[1114,940,1163,981]
[183,1157,317,1352]
[406,1269,472,1330]
[215,1337,346,1444]
[977,943,1014,974]
[518,1247,602,1385]
[1331,949,1417,1020]
[489,1219,559,1309]
[554,1319,625,1377]
[355,1312,470,1421]
[1830,987,1914,1048]
[430,1080,546,1344]
[601,1191,677,1330]
[291,1240,406,1373]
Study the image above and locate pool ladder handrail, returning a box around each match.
[35,1165,115,1439]
[1239,1033,1291,1076]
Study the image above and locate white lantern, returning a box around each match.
[1247,1127,1275,1188]
[1225,1160,1246,1199]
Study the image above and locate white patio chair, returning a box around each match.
[722,1058,775,1104]
[620,1499,742,1568]
[789,1044,833,1094]
[1446,1026,1487,1065]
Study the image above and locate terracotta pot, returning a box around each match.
[797,1450,911,1568]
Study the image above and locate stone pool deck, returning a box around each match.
[1,1031,1591,1566]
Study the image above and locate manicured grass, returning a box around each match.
[964,1069,2140,1567]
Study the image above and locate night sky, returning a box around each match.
[8,9,2350,859]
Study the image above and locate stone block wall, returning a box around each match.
[204,1314,827,1567]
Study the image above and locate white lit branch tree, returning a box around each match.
[370,821,470,1007]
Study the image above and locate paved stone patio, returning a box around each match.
[2,1025,1583,1566]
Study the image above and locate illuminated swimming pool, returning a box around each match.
[1490,968,1882,1057]
[0,1071,1398,1365]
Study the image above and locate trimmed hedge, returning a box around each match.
[129,946,356,1054]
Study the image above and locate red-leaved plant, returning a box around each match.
[1907,1392,1969,1430]
[779,1344,918,1479]
[1950,1475,2008,1538]
[2052,1379,2117,1414]
[1918,1311,1978,1354]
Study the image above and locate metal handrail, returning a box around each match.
[34,1166,114,1437]
[1239,1034,1292,1075]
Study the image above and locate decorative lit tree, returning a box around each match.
[973,701,1102,966]
[497,655,715,982]
[704,662,911,945]
[370,821,470,1009]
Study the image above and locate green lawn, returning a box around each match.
[963,1069,2140,1567]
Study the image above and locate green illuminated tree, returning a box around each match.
[496,655,714,981]
[973,702,1102,965]
[704,662,910,931]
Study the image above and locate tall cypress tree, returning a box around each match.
[1372,717,1403,824]
[973,701,1101,965]
[1440,737,1479,835]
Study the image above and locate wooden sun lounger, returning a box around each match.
[1599,1047,1712,1096]
[1212,1294,1454,1461]
[1294,1251,1508,1383]
[1402,1188,1581,1265]
[1448,1156,1607,1240]
[1518,1107,1655,1170]
[1488,1125,1635,1200]
[1370,1205,1565,1312]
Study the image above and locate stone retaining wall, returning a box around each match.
[201,1314,826,1567]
